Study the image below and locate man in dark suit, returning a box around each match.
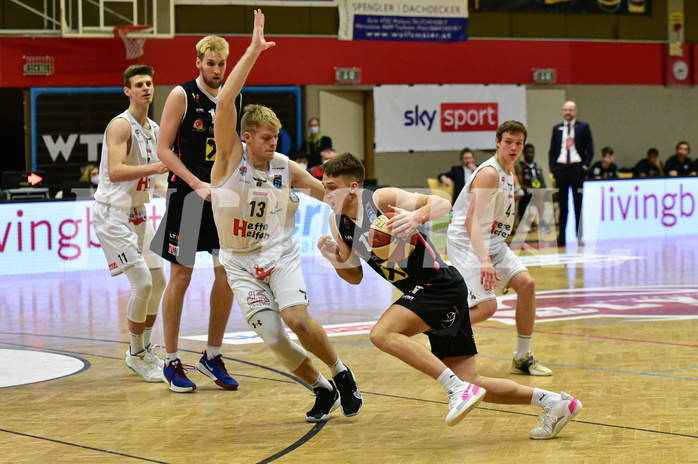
[548,100,594,246]
[438,147,477,203]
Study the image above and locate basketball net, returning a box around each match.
[114,25,151,60]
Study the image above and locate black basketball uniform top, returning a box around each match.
[518,160,543,188]
[335,189,447,293]
[169,78,241,188]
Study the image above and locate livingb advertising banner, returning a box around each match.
[338,0,468,42]
[580,177,698,242]
[0,195,332,276]
[373,84,526,152]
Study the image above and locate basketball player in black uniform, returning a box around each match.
[514,143,549,233]
[151,35,242,392]
[317,153,582,438]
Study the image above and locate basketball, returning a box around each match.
[368,213,419,262]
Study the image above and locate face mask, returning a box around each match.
[309,126,319,135]
[91,175,99,186]
[298,162,308,170]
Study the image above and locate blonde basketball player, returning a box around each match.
[210,10,362,422]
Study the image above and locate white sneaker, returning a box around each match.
[445,383,486,426]
[125,349,163,383]
[145,344,165,369]
[529,392,582,439]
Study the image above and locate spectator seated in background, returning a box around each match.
[289,150,311,172]
[438,147,477,203]
[300,117,332,168]
[589,146,618,180]
[665,141,697,177]
[310,147,336,180]
[634,148,664,178]
[56,163,100,199]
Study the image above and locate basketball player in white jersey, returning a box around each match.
[447,120,552,376]
[210,10,363,422]
[93,65,169,382]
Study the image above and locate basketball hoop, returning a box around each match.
[114,24,152,60]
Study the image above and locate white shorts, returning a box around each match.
[93,202,163,276]
[219,239,308,321]
[446,238,527,307]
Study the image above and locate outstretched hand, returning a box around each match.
[252,9,276,52]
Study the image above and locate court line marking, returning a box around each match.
[1,334,696,463]
[0,428,168,463]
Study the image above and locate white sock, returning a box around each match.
[165,352,179,364]
[328,358,347,377]
[437,368,464,393]
[143,327,153,348]
[516,334,532,359]
[129,332,145,355]
[531,388,560,409]
[310,373,333,391]
[207,345,222,360]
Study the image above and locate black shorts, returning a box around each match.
[395,266,478,360]
[150,185,220,266]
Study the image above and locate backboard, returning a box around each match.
[60,0,174,38]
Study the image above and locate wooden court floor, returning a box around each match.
[1,235,697,463]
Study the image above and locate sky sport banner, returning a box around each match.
[373,84,526,152]
[338,0,468,42]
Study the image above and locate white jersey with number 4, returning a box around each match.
[447,156,516,252]
[94,109,159,208]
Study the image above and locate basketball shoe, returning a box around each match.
[196,352,239,390]
[445,382,486,426]
[144,344,164,369]
[162,358,196,393]
[125,348,163,383]
[509,351,553,376]
[529,392,583,439]
[333,367,363,417]
[306,381,340,422]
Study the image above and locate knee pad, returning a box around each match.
[147,266,167,316]
[249,310,307,371]
[124,262,153,323]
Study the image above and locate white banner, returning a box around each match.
[581,178,698,241]
[373,84,526,152]
[338,0,468,42]
[0,194,332,276]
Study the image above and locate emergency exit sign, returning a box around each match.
[335,67,361,84]
[532,68,556,84]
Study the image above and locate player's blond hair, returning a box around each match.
[241,104,282,133]
[196,35,229,60]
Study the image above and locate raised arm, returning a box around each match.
[212,9,276,183]
[373,187,452,239]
